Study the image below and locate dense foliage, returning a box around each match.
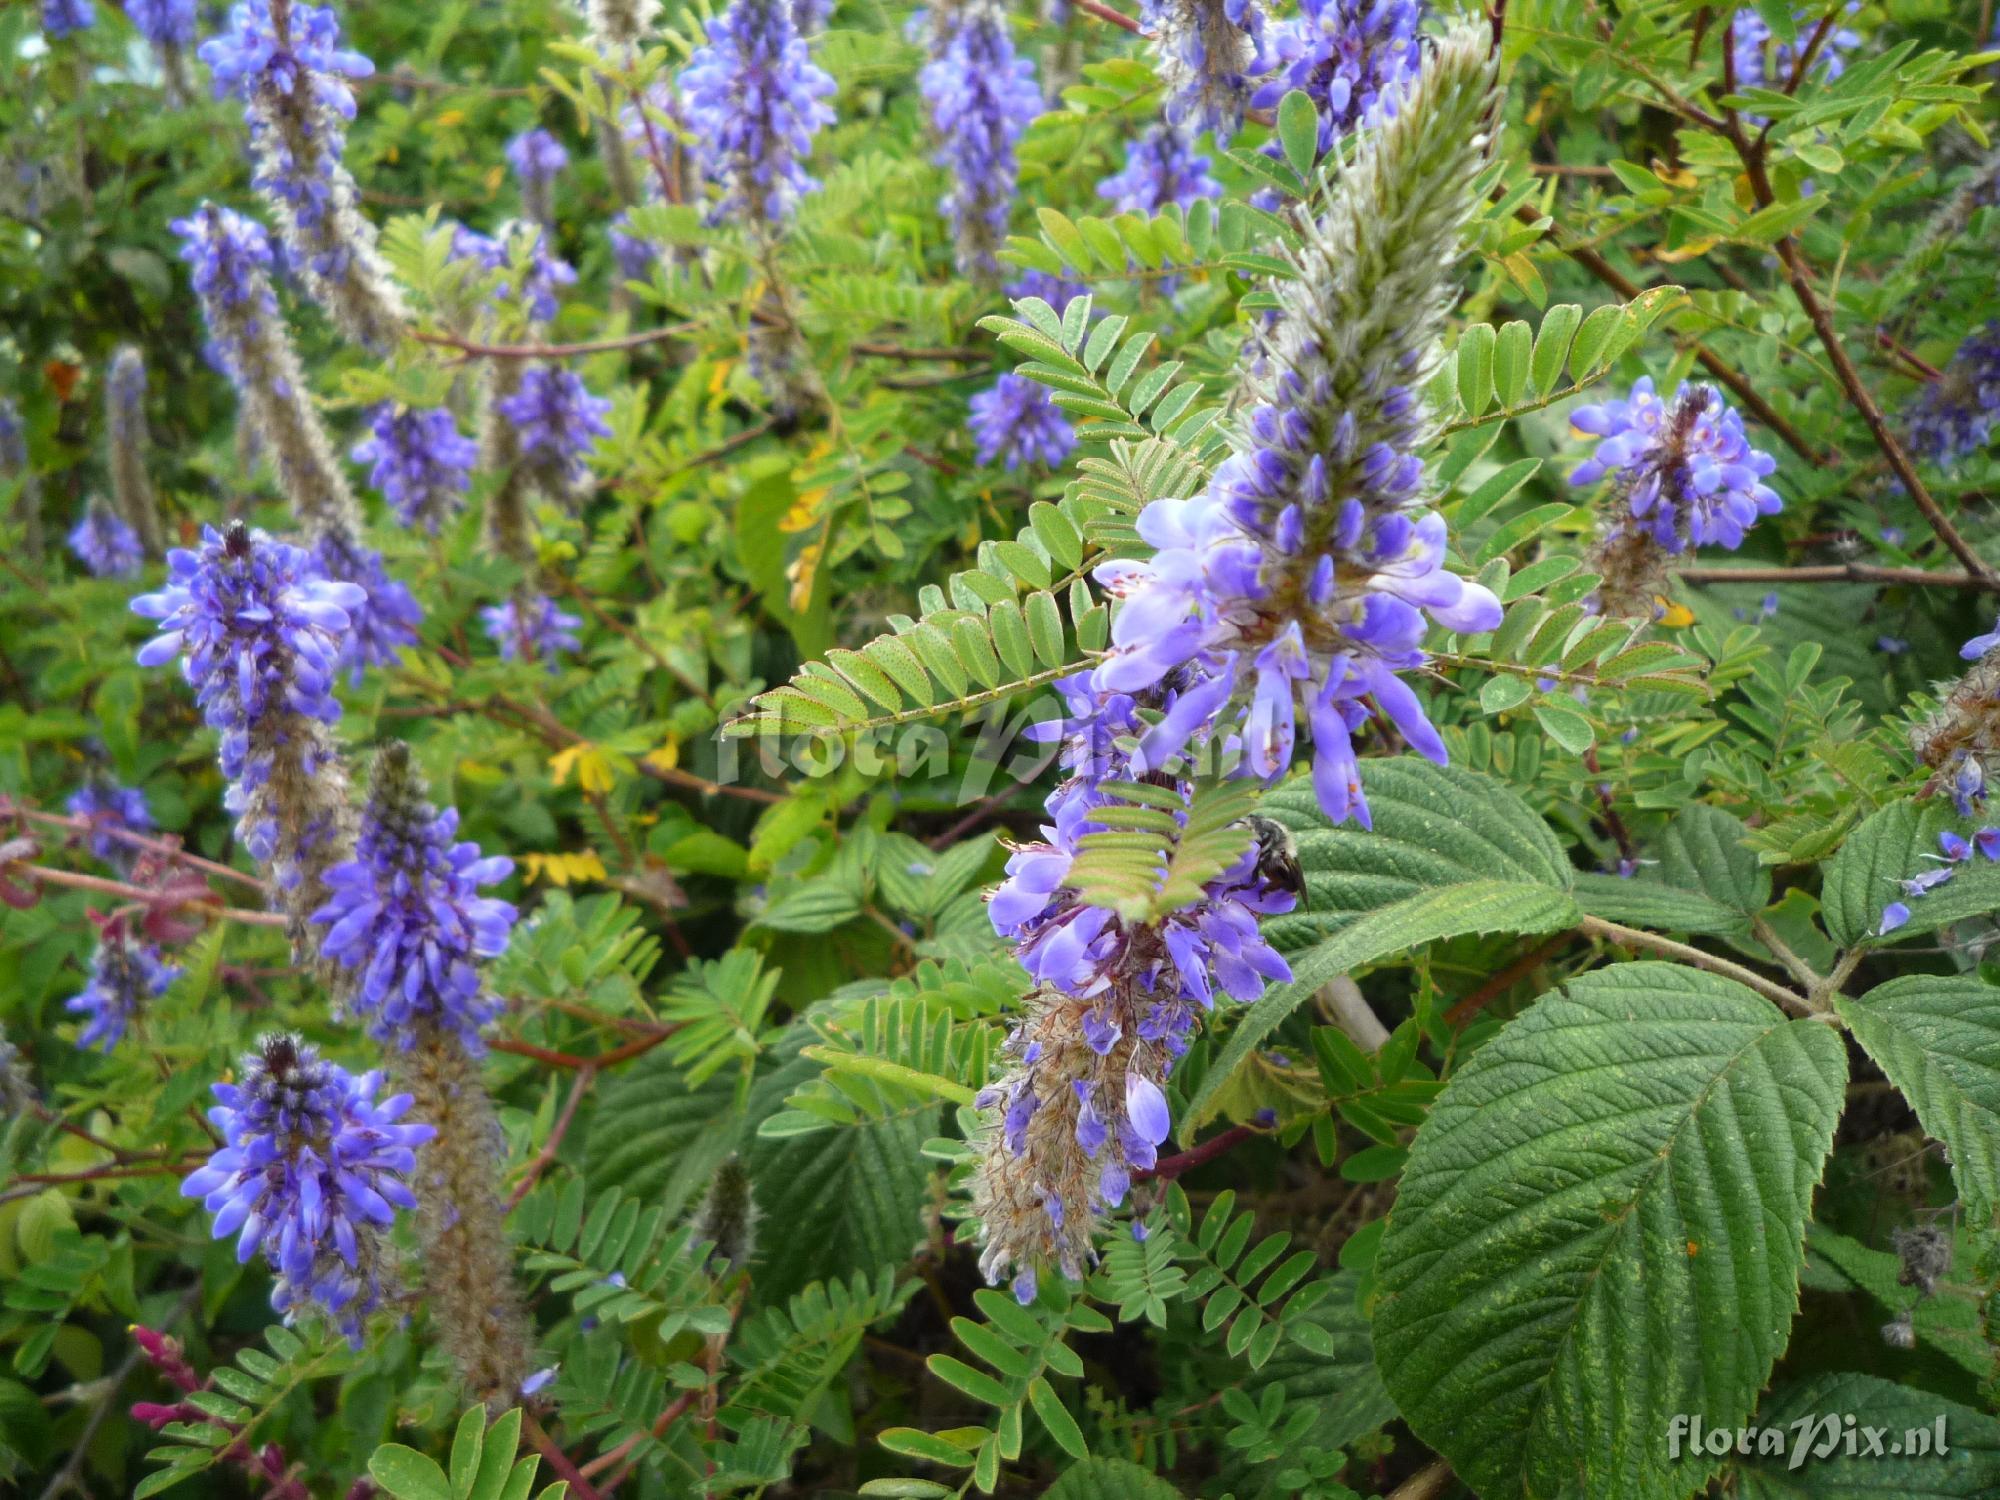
[6,0,2000,1496]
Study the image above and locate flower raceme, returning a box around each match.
[481,593,584,667]
[1087,22,1501,828]
[1248,0,1423,162]
[971,673,1295,1301]
[68,499,145,579]
[66,780,154,864]
[1912,613,2000,816]
[1906,322,2000,469]
[313,744,517,1051]
[180,1035,432,1343]
[968,373,1077,472]
[678,0,837,230]
[67,936,182,1051]
[1139,0,1262,145]
[131,523,360,938]
[917,0,1043,279]
[352,404,477,534]
[1569,377,1782,617]
[201,0,410,349]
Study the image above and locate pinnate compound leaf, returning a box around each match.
[1373,962,1846,1500]
[1734,1372,2000,1498]
[1837,975,2000,1219]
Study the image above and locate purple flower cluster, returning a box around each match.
[1247,0,1422,161]
[1090,392,1499,829]
[200,0,406,348]
[131,524,360,857]
[678,0,837,228]
[1098,122,1221,215]
[968,373,1076,471]
[917,0,1042,277]
[971,672,1295,1299]
[171,204,281,381]
[66,780,154,863]
[68,501,145,579]
[308,528,424,685]
[67,937,181,1051]
[129,0,197,47]
[1877,826,2000,935]
[181,1035,432,1342]
[352,404,477,533]
[1906,323,2000,469]
[494,366,613,487]
[1570,378,1782,553]
[41,0,94,38]
[480,593,583,668]
[1006,270,1088,318]
[1139,0,1262,144]
[313,746,516,1050]
[506,128,569,225]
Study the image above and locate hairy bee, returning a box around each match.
[1241,815,1306,905]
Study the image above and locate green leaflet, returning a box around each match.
[1735,1372,2000,1498]
[1373,962,1847,1500]
[1838,974,2000,1219]
[1821,800,2000,947]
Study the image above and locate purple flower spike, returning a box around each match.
[180,1035,432,1343]
[68,501,145,579]
[677,0,837,229]
[312,744,516,1051]
[917,0,1042,277]
[67,937,181,1051]
[968,374,1075,471]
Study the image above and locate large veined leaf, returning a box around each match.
[1574,805,1769,936]
[585,1052,751,1216]
[1042,1457,1183,1499]
[745,1040,936,1307]
[1259,757,1575,953]
[1735,1372,2000,1498]
[1574,872,1744,935]
[1182,878,1579,1138]
[1821,802,2000,948]
[1373,962,1847,1500]
[1838,975,2000,1219]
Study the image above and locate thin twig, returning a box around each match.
[1676,562,2000,593]
[509,1066,595,1208]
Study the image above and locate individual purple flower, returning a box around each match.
[68,500,145,579]
[66,780,154,864]
[917,0,1042,278]
[130,523,361,860]
[1878,901,1911,935]
[677,0,837,229]
[41,0,94,37]
[179,1035,433,1342]
[494,366,612,489]
[1082,20,1501,829]
[308,529,423,685]
[506,128,568,228]
[969,374,1076,471]
[351,404,476,533]
[480,593,583,668]
[1939,830,1972,862]
[1906,323,2000,469]
[199,0,407,349]
[1139,0,1262,144]
[1978,828,2000,861]
[66,936,181,1051]
[1247,0,1422,163]
[313,744,516,1050]
[1098,122,1221,215]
